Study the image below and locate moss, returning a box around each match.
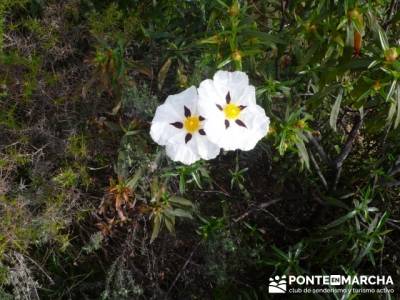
[88,3,124,40]
[22,17,59,50]
[67,134,88,160]
[53,167,80,188]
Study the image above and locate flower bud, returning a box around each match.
[228,1,240,17]
[295,120,306,129]
[268,126,276,135]
[232,50,242,62]
[385,47,398,62]
[372,80,381,91]
[348,9,362,23]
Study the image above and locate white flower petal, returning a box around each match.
[165,131,201,165]
[198,79,226,107]
[150,86,221,165]
[166,143,201,165]
[213,70,251,104]
[192,134,220,160]
[150,86,198,146]
[164,85,199,115]
[237,85,256,106]
[199,71,270,151]
[165,130,219,164]
[150,121,181,146]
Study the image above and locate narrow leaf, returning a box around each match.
[169,196,194,207]
[395,86,400,129]
[378,27,389,51]
[386,80,397,102]
[150,215,162,243]
[330,89,343,131]
[325,210,357,229]
[168,208,193,219]
[295,139,310,170]
[157,58,172,91]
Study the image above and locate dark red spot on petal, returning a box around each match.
[185,133,192,143]
[170,122,183,128]
[225,119,230,129]
[184,106,191,117]
[226,92,231,104]
[199,116,205,121]
[199,129,206,135]
[216,104,223,111]
[239,105,247,110]
[235,119,247,128]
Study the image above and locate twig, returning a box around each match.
[22,254,55,285]
[384,0,398,29]
[389,156,400,176]
[233,198,282,223]
[381,180,400,188]
[332,114,363,190]
[333,114,363,170]
[389,165,400,177]
[259,208,306,232]
[309,150,328,190]
[305,132,330,164]
[387,219,400,231]
[275,0,287,80]
[166,241,202,298]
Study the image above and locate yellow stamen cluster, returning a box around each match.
[223,103,241,120]
[184,116,200,133]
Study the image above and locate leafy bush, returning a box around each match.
[0,0,399,299]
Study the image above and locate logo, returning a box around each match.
[267,274,394,295]
[268,275,287,293]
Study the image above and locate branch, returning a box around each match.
[166,241,202,297]
[384,0,398,29]
[306,131,330,164]
[381,180,400,188]
[389,155,400,176]
[233,198,281,223]
[309,150,328,190]
[332,114,363,190]
[333,114,363,170]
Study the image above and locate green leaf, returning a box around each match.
[167,208,193,219]
[325,210,357,229]
[367,11,389,51]
[157,57,172,91]
[151,214,162,243]
[395,86,400,129]
[387,98,397,126]
[179,175,185,194]
[191,172,202,189]
[215,0,229,8]
[295,138,309,169]
[271,245,288,260]
[240,29,285,45]
[164,214,175,233]
[378,27,389,51]
[169,196,194,207]
[386,80,397,102]
[330,89,343,132]
[217,57,232,69]
[126,167,144,189]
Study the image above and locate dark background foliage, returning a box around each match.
[0,0,399,299]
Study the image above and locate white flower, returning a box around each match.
[198,71,270,151]
[150,86,220,165]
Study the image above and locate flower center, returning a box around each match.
[223,103,241,120]
[184,116,200,133]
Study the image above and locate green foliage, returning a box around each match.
[148,178,195,242]
[1,0,400,299]
[163,161,211,194]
